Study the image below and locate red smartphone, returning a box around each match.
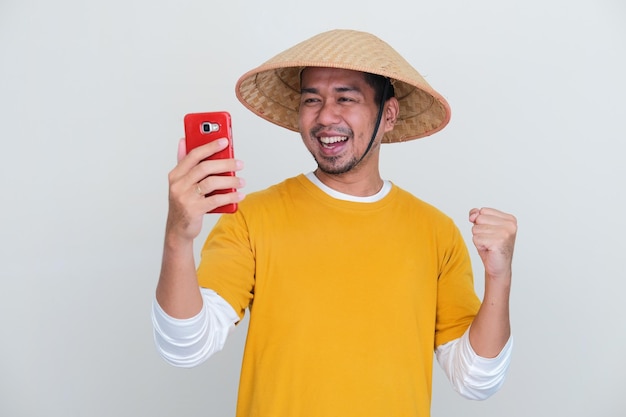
[184,111,237,214]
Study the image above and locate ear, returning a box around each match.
[382,97,399,133]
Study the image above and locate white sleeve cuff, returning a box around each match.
[151,288,239,368]
[435,328,513,400]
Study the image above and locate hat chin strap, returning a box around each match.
[352,80,390,169]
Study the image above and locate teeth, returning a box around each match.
[320,136,348,144]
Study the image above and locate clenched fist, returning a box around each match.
[469,208,517,280]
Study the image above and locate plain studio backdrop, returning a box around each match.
[1,0,624,416]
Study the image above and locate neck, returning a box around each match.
[313,168,384,197]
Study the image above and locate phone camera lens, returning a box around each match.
[201,122,219,133]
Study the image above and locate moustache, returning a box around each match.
[310,125,353,137]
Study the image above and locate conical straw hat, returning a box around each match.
[235,29,451,143]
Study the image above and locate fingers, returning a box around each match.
[196,172,245,196]
[190,157,244,186]
[171,138,230,181]
[469,207,516,227]
[194,173,246,214]
[469,208,517,239]
[170,138,243,189]
[198,188,246,213]
[469,207,517,254]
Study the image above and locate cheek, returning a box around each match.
[298,109,315,131]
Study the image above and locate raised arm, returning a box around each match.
[467,207,517,357]
[155,138,244,319]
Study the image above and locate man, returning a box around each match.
[153,29,517,417]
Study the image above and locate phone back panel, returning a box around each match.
[184,111,237,213]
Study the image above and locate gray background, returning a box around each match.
[1,0,625,416]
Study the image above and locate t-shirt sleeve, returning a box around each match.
[434,221,481,348]
[196,209,255,320]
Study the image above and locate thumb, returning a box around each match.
[468,207,481,224]
[177,137,187,162]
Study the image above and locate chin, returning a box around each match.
[317,158,359,175]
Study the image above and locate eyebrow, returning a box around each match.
[300,86,364,95]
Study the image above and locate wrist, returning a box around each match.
[485,267,512,283]
[163,229,195,253]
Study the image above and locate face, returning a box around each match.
[298,67,394,176]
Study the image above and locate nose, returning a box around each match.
[316,100,341,126]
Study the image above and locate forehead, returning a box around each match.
[300,67,369,89]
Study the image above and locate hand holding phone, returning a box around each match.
[184,111,238,213]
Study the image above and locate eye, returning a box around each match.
[338,96,357,103]
[301,96,321,105]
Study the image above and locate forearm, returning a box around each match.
[468,273,511,358]
[155,233,203,319]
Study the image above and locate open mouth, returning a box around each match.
[319,136,348,148]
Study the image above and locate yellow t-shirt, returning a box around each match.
[198,174,480,417]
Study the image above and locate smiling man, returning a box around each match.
[153,29,517,417]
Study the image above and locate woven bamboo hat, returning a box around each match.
[235,29,451,143]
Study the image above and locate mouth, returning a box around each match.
[319,135,349,148]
